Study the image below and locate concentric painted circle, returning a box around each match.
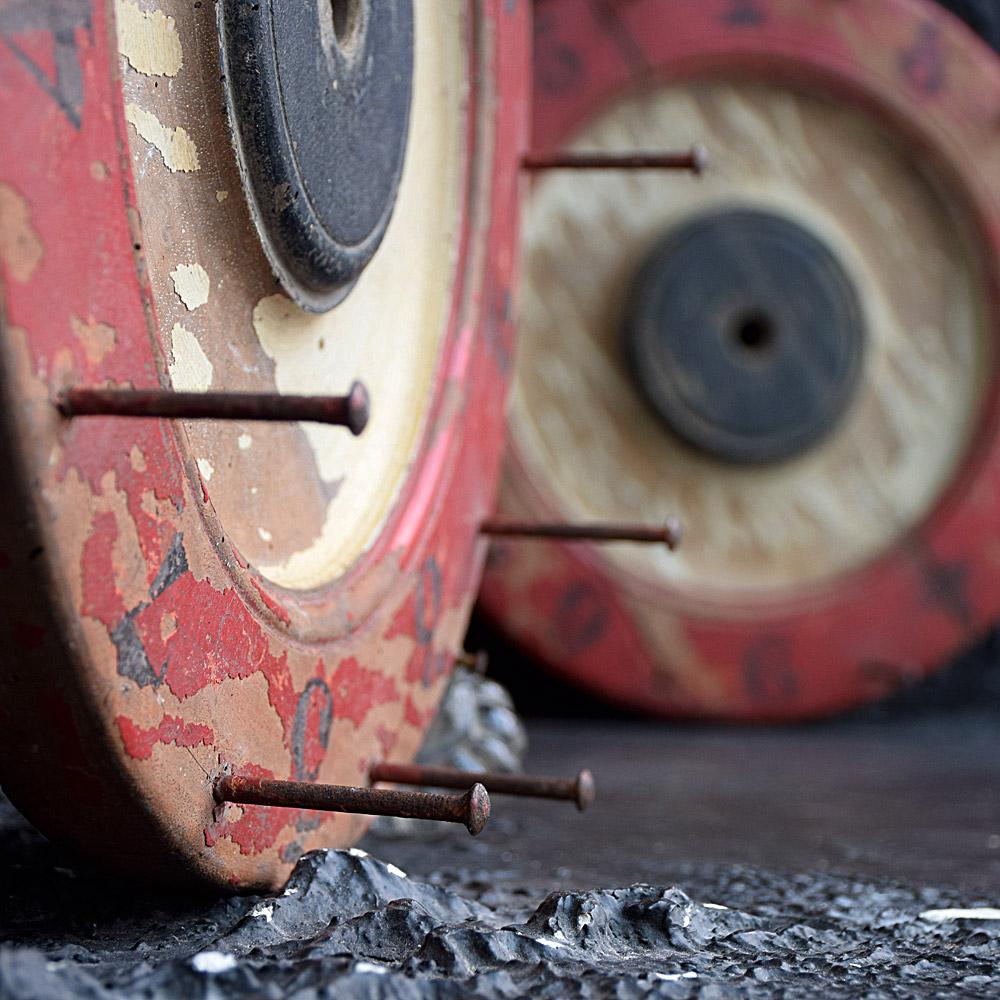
[480,0,1000,720]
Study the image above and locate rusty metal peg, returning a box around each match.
[57,380,371,436]
[522,145,707,176]
[214,775,491,836]
[480,518,682,551]
[370,762,596,812]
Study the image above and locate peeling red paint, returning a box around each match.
[116,713,214,760]
[329,656,399,728]
[403,695,433,730]
[80,511,126,627]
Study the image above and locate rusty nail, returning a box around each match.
[214,775,490,835]
[480,518,682,551]
[57,380,371,436]
[522,145,707,176]
[370,763,596,812]
[455,649,489,675]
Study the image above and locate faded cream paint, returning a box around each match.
[511,80,989,596]
[237,434,252,450]
[170,262,210,310]
[115,0,183,77]
[251,6,465,590]
[196,458,214,482]
[125,104,199,172]
[168,322,213,391]
[115,2,466,591]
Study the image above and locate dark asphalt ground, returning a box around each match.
[368,711,1000,901]
[2,657,999,997]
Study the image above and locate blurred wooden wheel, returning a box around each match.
[480,0,1000,720]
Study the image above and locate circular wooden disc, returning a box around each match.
[479,0,1000,720]
[0,0,527,889]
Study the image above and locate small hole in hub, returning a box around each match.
[733,311,776,353]
[330,0,362,51]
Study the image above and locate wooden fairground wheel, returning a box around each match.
[0,0,527,889]
[479,0,1000,721]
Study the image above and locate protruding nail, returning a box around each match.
[480,518,681,551]
[57,380,370,436]
[522,147,707,175]
[214,775,491,835]
[370,763,596,812]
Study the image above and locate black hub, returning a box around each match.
[218,0,414,312]
[624,209,866,464]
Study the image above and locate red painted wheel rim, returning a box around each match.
[479,0,1000,721]
[0,0,528,888]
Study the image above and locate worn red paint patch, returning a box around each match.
[328,656,399,728]
[80,511,125,628]
[116,713,214,760]
[375,724,398,761]
[403,695,434,730]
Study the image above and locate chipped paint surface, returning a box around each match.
[115,0,183,77]
[0,0,527,891]
[168,323,212,391]
[0,183,43,283]
[125,103,199,172]
[71,315,116,364]
[170,263,209,310]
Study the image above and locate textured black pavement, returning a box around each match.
[2,705,999,998]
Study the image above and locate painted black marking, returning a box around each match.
[588,0,648,77]
[553,582,608,657]
[900,22,946,95]
[148,533,188,601]
[724,0,766,27]
[113,534,188,687]
[533,8,584,95]
[922,557,973,629]
[414,557,443,646]
[0,1,90,129]
[484,283,514,375]
[743,634,798,703]
[292,677,334,782]
[112,611,163,689]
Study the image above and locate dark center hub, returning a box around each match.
[218,0,414,312]
[624,208,866,464]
